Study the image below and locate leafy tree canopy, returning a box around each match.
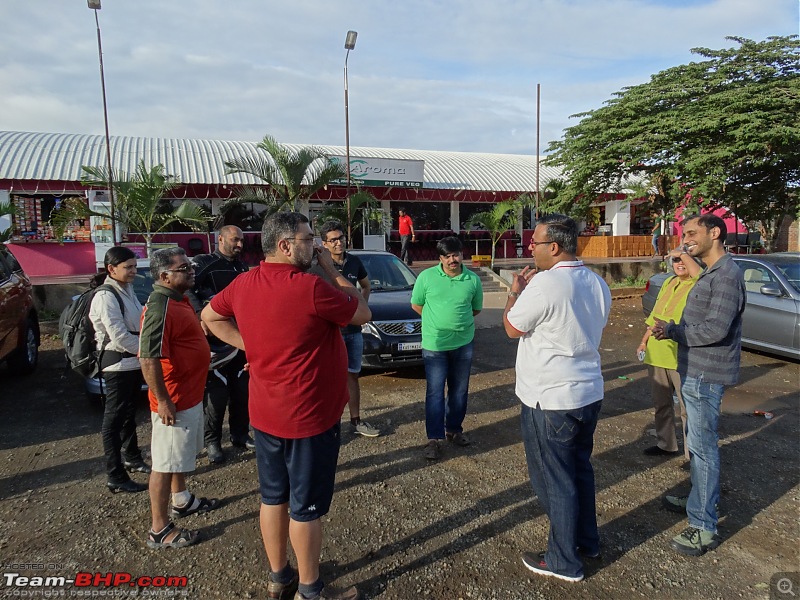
[545,35,800,248]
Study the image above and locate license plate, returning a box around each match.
[397,342,421,352]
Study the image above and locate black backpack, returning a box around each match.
[58,284,124,378]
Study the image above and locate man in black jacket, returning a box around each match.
[188,225,251,464]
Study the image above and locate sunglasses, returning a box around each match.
[671,257,683,263]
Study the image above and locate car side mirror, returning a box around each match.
[760,284,783,297]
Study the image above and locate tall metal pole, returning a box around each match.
[91,3,117,245]
[344,31,357,249]
[535,83,541,223]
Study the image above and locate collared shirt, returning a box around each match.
[644,275,698,370]
[410,264,483,351]
[139,284,209,412]
[89,277,143,372]
[506,261,611,411]
[666,253,745,385]
[210,262,358,439]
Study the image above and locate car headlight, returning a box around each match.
[361,322,380,337]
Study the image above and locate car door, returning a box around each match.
[735,258,799,353]
[0,250,25,360]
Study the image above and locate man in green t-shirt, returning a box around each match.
[411,236,483,460]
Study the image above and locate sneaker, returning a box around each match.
[577,547,602,561]
[521,552,584,583]
[662,494,688,513]
[670,526,720,556]
[445,432,471,446]
[123,459,152,474]
[352,421,380,437]
[423,440,441,460]
[293,585,359,600]
[268,571,299,600]
[206,442,225,464]
[231,435,256,450]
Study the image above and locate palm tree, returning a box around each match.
[52,161,208,256]
[222,134,346,217]
[464,197,531,269]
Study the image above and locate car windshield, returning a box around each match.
[357,254,417,291]
[773,261,800,293]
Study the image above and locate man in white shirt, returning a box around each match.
[503,214,611,584]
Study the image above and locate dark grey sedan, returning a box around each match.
[641,252,800,360]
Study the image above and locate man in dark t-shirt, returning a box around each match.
[310,221,379,438]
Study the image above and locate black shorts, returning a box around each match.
[254,423,341,522]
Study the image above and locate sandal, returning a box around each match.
[146,522,200,549]
[170,494,221,518]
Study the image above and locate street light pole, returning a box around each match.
[88,0,117,245]
[344,30,357,249]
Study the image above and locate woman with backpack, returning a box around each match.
[89,246,150,493]
[637,247,701,461]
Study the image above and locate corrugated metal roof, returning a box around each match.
[0,131,563,193]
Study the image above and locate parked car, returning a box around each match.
[0,244,39,374]
[642,253,800,360]
[350,250,423,369]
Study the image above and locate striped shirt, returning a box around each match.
[666,253,745,385]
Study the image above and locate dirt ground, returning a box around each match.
[0,297,798,600]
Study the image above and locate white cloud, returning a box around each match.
[0,0,795,152]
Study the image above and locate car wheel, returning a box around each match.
[7,317,39,375]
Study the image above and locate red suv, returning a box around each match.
[0,244,39,374]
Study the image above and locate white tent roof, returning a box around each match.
[0,131,563,193]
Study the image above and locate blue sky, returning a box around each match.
[0,0,796,155]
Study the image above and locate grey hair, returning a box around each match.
[538,213,578,254]
[261,211,310,255]
[150,247,187,279]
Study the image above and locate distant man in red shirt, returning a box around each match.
[140,248,220,550]
[202,212,371,600]
[398,208,416,265]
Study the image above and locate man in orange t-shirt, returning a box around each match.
[139,248,219,549]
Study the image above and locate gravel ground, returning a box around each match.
[0,297,798,599]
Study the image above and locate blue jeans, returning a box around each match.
[681,374,724,533]
[342,332,363,374]
[423,341,473,440]
[521,400,602,579]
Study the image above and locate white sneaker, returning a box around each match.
[352,421,380,437]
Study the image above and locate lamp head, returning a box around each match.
[87,0,101,9]
[344,31,358,50]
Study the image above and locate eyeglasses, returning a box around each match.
[671,257,683,263]
[166,264,194,273]
[530,240,555,247]
[283,236,315,244]
[324,235,347,244]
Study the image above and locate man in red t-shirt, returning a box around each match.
[203,212,371,600]
[398,208,416,265]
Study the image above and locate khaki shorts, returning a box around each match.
[150,402,203,473]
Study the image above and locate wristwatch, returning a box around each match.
[508,291,520,299]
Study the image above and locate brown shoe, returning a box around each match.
[268,571,298,599]
[423,440,441,460]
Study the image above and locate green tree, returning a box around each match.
[464,197,531,268]
[546,35,800,250]
[222,134,346,218]
[52,161,208,256]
